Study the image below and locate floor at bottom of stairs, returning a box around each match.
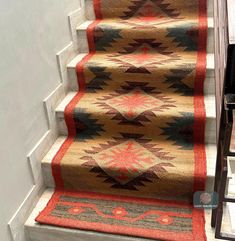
[25,189,235,241]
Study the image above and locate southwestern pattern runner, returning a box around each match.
[36,0,208,240]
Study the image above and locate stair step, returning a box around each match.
[76,18,214,54]
[25,188,232,241]
[67,53,215,93]
[84,0,214,21]
[41,134,217,189]
[54,91,216,144]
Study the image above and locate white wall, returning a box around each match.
[0,0,80,240]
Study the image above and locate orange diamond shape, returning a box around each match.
[93,140,160,185]
[106,88,158,121]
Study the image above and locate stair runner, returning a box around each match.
[36,0,208,240]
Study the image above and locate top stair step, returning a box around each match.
[84,0,214,20]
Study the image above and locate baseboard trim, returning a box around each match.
[68,8,85,52]
[44,84,65,136]
[28,131,52,184]
[56,7,85,90]
[9,184,44,241]
[56,42,75,89]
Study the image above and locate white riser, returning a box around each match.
[76,18,214,54]
[84,0,214,20]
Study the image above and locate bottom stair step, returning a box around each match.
[42,138,218,190]
[25,189,234,241]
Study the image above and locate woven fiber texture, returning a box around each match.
[36,0,208,240]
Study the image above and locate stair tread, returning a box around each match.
[67,53,87,68]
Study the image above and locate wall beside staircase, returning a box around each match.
[0,0,80,241]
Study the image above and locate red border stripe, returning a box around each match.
[93,0,102,19]
[51,19,100,189]
[87,19,101,52]
[192,0,208,240]
[36,191,194,241]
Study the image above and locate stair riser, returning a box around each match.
[76,25,214,54]
[84,0,214,20]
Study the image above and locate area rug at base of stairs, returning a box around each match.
[36,190,206,241]
[36,0,208,240]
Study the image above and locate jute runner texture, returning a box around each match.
[36,0,208,240]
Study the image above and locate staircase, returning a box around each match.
[24,0,219,240]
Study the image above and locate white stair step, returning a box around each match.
[25,188,232,241]
[67,53,215,94]
[76,18,214,54]
[84,0,214,21]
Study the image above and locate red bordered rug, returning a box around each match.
[36,0,208,240]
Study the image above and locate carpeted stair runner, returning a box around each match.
[36,0,208,240]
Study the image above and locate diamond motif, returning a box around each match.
[121,0,180,20]
[108,39,179,73]
[123,46,166,66]
[93,140,161,184]
[106,88,157,120]
[122,1,179,27]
